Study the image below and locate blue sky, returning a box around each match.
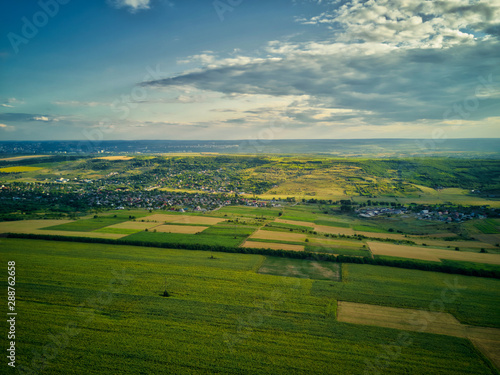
[0,0,499,140]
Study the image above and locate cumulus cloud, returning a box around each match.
[141,0,500,132]
[53,100,105,107]
[33,116,50,122]
[0,124,15,131]
[298,0,500,48]
[108,0,152,12]
[1,97,24,108]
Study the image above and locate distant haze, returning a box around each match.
[1,139,499,158]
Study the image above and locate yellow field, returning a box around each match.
[140,214,185,223]
[337,301,500,368]
[398,186,500,208]
[0,220,73,233]
[250,229,307,242]
[138,214,225,225]
[241,240,305,252]
[0,220,126,239]
[337,301,466,337]
[309,238,363,248]
[105,221,160,230]
[314,225,355,236]
[170,216,226,225]
[154,225,208,234]
[368,241,500,264]
[0,166,42,173]
[466,326,500,369]
[96,156,134,160]
[0,155,51,162]
[274,218,316,227]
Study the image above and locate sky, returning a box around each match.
[0,0,499,141]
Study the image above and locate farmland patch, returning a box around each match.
[241,240,305,252]
[0,166,43,173]
[257,257,341,280]
[274,218,316,227]
[250,229,307,242]
[314,225,355,236]
[337,301,500,368]
[170,216,226,225]
[368,241,500,265]
[154,225,208,234]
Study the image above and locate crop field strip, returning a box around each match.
[103,221,162,230]
[313,225,356,235]
[0,219,128,239]
[154,224,209,234]
[1,238,498,374]
[249,229,307,242]
[257,257,341,280]
[368,241,500,265]
[0,210,498,275]
[274,218,316,227]
[337,301,500,369]
[241,240,305,252]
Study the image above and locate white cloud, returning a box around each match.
[33,116,50,122]
[0,123,15,131]
[53,100,105,107]
[1,97,24,108]
[298,0,500,48]
[140,0,499,136]
[108,0,151,12]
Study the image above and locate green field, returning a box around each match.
[1,238,498,374]
[214,206,282,218]
[122,224,256,247]
[313,264,500,328]
[305,245,370,257]
[474,219,500,234]
[42,216,129,232]
[257,257,341,281]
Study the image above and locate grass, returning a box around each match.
[313,219,351,228]
[0,166,43,173]
[1,238,497,374]
[42,216,129,232]
[241,240,305,252]
[122,225,255,247]
[353,224,388,233]
[214,206,282,218]
[94,227,142,235]
[263,222,312,231]
[312,263,500,328]
[257,257,341,280]
[305,245,370,257]
[441,259,500,273]
[474,219,500,234]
